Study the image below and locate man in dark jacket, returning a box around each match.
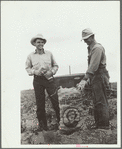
[77,28,110,129]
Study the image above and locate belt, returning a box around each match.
[34,75,46,79]
[95,67,108,75]
[34,75,54,81]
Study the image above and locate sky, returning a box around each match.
[2,1,120,90]
[1,1,120,148]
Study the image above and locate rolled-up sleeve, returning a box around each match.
[83,47,102,80]
[51,53,59,75]
[25,55,35,76]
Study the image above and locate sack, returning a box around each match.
[58,87,83,134]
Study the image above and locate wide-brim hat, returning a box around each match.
[30,34,47,46]
[81,28,94,41]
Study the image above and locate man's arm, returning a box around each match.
[51,53,59,75]
[77,47,103,90]
[83,47,103,81]
[43,53,59,80]
[25,55,35,76]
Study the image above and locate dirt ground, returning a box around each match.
[21,87,117,145]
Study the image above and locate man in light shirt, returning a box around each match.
[77,28,110,130]
[25,34,60,131]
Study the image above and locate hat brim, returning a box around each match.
[81,33,94,41]
[31,37,47,46]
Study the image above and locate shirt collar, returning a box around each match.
[34,48,45,54]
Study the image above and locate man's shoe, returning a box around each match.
[50,123,59,131]
[43,125,49,131]
[97,126,110,130]
[39,121,48,131]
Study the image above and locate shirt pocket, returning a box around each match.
[32,62,40,70]
[43,57,52,68]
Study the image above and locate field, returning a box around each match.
[21,82,117,145]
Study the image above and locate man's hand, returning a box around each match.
[41,68,47,75]
[34,68,47,76]
[87,78,91,86]
[34,69,42,76]
[76,80,87,91]
[44,70,53,80]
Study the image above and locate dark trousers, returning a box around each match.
[33,75,60,126]
[91,70,110,127]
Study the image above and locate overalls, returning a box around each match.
[91,68,110,127]
[88,47,110,128]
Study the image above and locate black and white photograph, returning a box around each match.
[1,1,121,148]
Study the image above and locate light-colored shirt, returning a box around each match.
[83,41,106,80]
[25,49,59,76]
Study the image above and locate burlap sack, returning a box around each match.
[58,87,84,134]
